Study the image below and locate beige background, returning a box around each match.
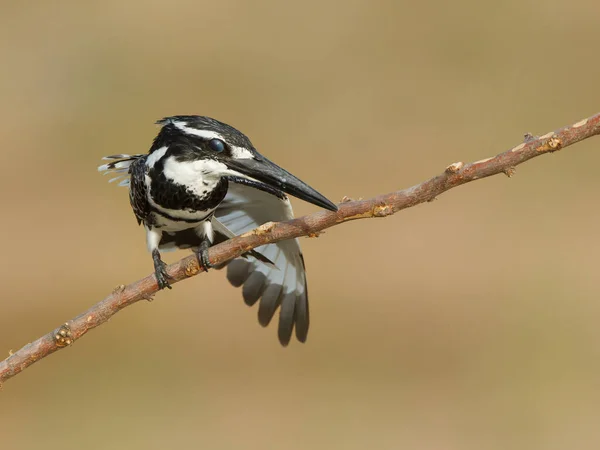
[2,1,600,449]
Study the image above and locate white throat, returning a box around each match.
[162,156,226,197]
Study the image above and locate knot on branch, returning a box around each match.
[503,167,516,178]
[112,285,126,294]
[241,221,276,237]
[445,162,464,174]
[536,133,563,153]
[547,136,563,151]
[373,204,393,217]
[184,259,200,277]
[54,323,73,347]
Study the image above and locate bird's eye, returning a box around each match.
[208,139,226,153]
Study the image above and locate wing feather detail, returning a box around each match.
[214,182,309,345]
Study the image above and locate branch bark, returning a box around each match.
[2,113,600,386]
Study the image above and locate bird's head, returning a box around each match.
[153,116,338,211]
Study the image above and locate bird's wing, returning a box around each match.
[213,182,309,346]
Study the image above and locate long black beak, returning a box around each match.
[226,155,338,212]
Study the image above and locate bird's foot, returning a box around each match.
[152,249,172,290]
[196,240,213,272]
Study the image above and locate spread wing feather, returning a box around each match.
[213,182,309,345]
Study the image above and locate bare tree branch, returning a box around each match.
[1,112,599,386]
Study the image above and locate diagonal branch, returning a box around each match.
[2,112,600,386]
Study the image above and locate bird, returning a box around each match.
[98,115,338,345]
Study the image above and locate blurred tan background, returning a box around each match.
[1,1,600,449]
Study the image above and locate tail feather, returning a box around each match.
[98,154,145,187]
[102,154,137,160]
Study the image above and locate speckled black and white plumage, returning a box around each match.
[99,116,337,346]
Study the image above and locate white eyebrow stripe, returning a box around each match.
[230,145,255,159]
[146,145,168,169]
[172,121,225,141]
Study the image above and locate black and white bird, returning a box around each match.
[98,116,337,345]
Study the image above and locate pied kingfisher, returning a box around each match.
[99,116,337,345]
